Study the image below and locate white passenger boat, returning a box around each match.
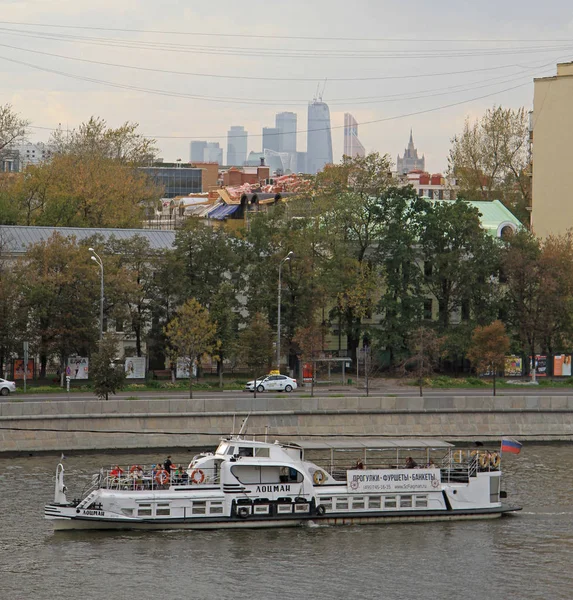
[45,436,520,531]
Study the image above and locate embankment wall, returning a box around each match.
[1,395,573,454]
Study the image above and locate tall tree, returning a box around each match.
[238,313,274,397]
[467,320,510,396]
[401,327,442,397]
[164,299,217,399]
[19,234,99,380]
[91,334,126,400]
[0,104,29,161]
[293,320,326,397]
[415,198,501,331]
[210,282,240,388]
[315,152,393,363]
[448,106,531,224]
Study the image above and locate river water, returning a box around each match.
[0,444,572,600]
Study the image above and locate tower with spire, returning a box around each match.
[397,129,425,174]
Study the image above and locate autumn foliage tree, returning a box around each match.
[401,327,442,397]
[467,320,510,395]
[164,299,217,399]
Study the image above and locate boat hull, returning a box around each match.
[47,505,519,531]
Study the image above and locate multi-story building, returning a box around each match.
[397,130,425,175]
[1,142,52,172]
[203,142,223,165]
[262,127,280,153]
[343,113,365,158]
[275,112,297,154]
[227,126,248,166]
[531,61,573,237]
[140,165,203,198]
[307,100,333,175]
[404,171,456,200]
[190,141,207,163]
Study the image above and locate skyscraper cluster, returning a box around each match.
[189,100,369,175]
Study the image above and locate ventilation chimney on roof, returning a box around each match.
[260,157,265,166]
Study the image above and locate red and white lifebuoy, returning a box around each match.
[190,469,205,484]
[155,469,169,485]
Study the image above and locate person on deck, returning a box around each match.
[164,456,173,474]
[405,457,418,469]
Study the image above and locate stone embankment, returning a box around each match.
[1,395,572,454]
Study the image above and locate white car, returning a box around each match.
[0,378,16,396]
[245,375,298,393]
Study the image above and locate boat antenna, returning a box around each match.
[238,413,251,438]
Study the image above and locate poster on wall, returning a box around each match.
[529,355,547,377]
[553,355,572,377]
[13,359,34,380]
[176,358,197,379]
[124,357,146,379]
[504,356,523,377]
[66,357,89,379]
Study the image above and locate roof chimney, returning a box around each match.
[260,157,265,166]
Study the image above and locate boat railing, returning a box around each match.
[440,449,500,483]
[101,466,220,491]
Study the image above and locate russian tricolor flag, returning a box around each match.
[501,438,522,454]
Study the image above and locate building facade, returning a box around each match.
[227,126,248,166]
[397,130,425,175]
[276,112,297,154]
[262,127,280,153]
[203,142,223,165]
[190,141,208,163]
[343,113,365,158]
[140,166,203,198]
[531,62,573,237]
[307,101,333,175]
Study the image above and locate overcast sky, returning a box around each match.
[1,0,572,172]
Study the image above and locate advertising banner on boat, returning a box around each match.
[66,357,89,379]
[124,357,146,379]
[347,469,441,493]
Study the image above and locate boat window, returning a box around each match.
[335,497,349,510]
[217,443,229,455]
[192,501,207,515]
[137,503,152,516]
[121,508,134,516]
[231,465,303,484]
[367,496,381,509]
[400,495,413,508]
[255,448,270,457]
[319,497,332,511]
[238,447,254,457]
[490,476,500,503]
[384,496,397,509]
[226,446,235,455]
[351,497,365,510]
[156,503,171,516]
[209,502,224,515]
[415,495,428,508]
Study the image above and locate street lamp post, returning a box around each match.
[277,251,294,371]
[89,248,104,342]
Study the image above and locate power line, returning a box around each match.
[1,26,572,60]
[27,80,533,141]
[0,20,571,43]
[0,40,555,97]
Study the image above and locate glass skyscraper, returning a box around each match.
[227,126,248,166]
[306,101,333,175]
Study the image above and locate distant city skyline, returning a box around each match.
[306,100,333,175]
[4,2,570,174]
[343,113,365,159]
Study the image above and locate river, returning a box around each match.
[0,444,571,600]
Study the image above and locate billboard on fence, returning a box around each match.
[554,355,572,377]
[176,358,197,379]
[66,357,89,379]
[14,359,34,380]
[504,356,523,377]
[529,355,547,377]
[125,357,146,379]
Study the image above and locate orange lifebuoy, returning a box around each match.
[155,469,169,485]
[191,469,205,484]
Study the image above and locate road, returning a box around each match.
[6,385,573,402]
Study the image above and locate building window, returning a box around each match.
[424,261,433,278]
[461,300,470,322]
